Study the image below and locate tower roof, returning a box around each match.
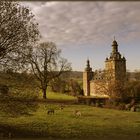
[87,59,90,67]
[85,59,92,72]
[112,40,118,47]
[105,38,124,60]
[112,38,118,53]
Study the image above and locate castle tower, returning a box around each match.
[83,59,93,96]
[105,39,126,82]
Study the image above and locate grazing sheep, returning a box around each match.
[47,109,54,115]
[59,105,64,110]
[74,110,81,116]
[125,104,131,111]
[130,106,136,112]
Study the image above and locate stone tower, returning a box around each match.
[105,39,126,82]
[83,59,93,96]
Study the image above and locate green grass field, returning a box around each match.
[43,92,76,100]
[0,92,140,139]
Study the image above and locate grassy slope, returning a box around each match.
[42,92,76,100]
[0,99,140,139]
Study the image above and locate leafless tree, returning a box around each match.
[27,42,71,99]
[0,1,39,70]
[93,79,125,100]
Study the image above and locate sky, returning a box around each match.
[20,1,140,72]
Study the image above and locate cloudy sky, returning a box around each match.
[21,1,140,72]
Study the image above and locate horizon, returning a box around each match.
[20,1,140,72]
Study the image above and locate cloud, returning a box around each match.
[20,1,140,47]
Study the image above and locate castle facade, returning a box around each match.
[83,39,126,97]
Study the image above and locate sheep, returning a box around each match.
[74,110,82,117]
[59,105,65,110]
[47,109,54,115]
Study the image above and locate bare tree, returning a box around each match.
[0,1,39,70]
[93,79,125,100]
[27,42,71,99]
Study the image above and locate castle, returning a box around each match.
[83,39,126,97]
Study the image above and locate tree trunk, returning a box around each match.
[42,88,47,99]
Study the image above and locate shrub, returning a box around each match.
[0,84,9,95]
[0,95,39,117]
[11,88,39,101]
[0,88,39,117]
[116,103,126,110]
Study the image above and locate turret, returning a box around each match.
[83,59,93,96]
[112,39,118,53]
[85,59,92,72]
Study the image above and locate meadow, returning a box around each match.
[0,92,140,140]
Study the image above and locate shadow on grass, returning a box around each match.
[1,124,140,140]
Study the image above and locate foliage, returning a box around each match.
[134,70,140,81]
[69,79,83,96]
[93,79,135,108]
[50,77,68,93]
[10,87,39,101]
[0,71,39,117]
[0,84,9,95]
[50,76,83,96]
[0,71,39,94]
[0,94,39,117]
[124,81,140,99]
[102,80,140,109]
[0,1,39,71]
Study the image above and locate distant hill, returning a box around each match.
[127,71,140,81]
[69,71,140,81]
[0,71,139,90]
[69,71,82,79]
